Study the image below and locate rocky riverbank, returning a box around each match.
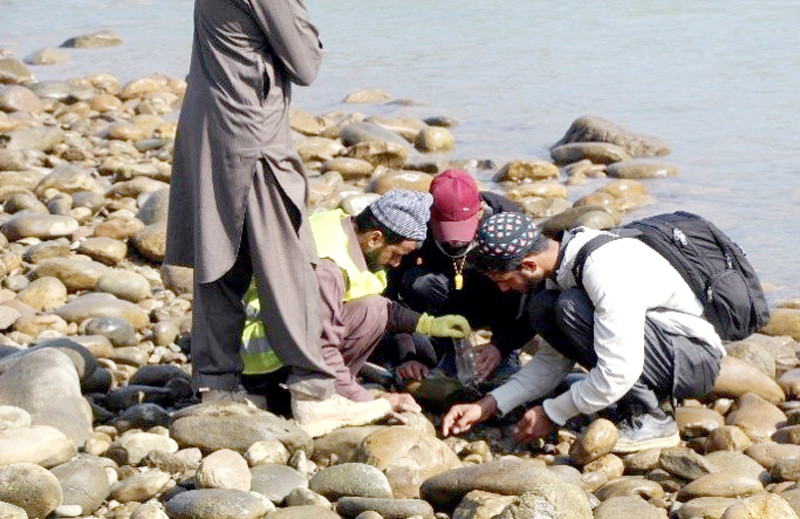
[3,41,800,519]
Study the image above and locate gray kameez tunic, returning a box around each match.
[165,0,323,283]
[165,0,335,393]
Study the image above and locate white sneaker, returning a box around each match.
[200,389,267,409]
[291,393,392,438]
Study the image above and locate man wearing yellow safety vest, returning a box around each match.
[241,189,472,437]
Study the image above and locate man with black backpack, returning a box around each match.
[441,211,766,452]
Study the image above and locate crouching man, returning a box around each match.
[442,212,725,452]
[243,189,471,437]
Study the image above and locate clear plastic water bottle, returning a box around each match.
[453,337,476,387]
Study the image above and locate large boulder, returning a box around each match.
[170,402,312,455]
[352,426,462,498]
[0,348,92,447]
[552,115,671,157]
[420,458,559,510]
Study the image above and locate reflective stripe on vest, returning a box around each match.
[240,209,387,375]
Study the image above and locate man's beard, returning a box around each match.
[364,249,382,272]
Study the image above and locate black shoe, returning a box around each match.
[613,410,680,453]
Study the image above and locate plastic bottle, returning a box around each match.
[453,337,476,387]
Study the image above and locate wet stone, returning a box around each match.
[552,115,671,158]
[606,158,678,179]
[550,142,631,165]
[61,30,122,48]
[493,160,559,182]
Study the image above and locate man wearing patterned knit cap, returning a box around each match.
[241,189,472,436]
[385,169,524,385]
[442,212,724,452]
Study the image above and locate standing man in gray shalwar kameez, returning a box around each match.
[166,0,386,431]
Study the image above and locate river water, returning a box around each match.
[3,0,799,301]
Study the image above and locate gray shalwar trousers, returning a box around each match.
[191,160,335,396]
[529,288,722,416]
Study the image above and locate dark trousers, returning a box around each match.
[191,161,335,396]
[529,288,722,415]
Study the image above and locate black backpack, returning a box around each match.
[571,211,770,341]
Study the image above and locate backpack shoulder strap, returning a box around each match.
[571,232,620,287]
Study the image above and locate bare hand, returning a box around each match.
[473,344,502,382]
[511,405,555,443]
[397,360,430,380]
[381,392,422,413]
[441,395,498,437]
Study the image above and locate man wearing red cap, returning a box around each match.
[384,169,529,386]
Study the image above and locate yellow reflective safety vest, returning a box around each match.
[240,209,387,375]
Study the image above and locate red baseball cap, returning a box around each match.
[429,169,482,243]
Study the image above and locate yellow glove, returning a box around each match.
[415,313,471,338]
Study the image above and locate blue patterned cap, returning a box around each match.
[476,212,541,269]
[369,189,433,241]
